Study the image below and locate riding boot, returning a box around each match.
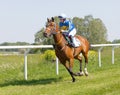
[63,34,71,44]
[66,36,71,44]
[69,36,75,47]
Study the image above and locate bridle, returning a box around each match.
[45,22,66,50]
[45,23,60,35]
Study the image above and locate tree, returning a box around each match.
[73,15,107,44]
[34,28,44,44]
[90,19,107,44]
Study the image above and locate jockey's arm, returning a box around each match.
[59,22,69,33]
[60,21,73,33]
[68,21,74,32]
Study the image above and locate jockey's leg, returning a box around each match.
[62,32,71,44]
[69,28,76,36]
[69,35,75,47]
[68,29,76,47]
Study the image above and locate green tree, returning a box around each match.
[34,28,45,44]
[73,15,107,44]
[89,18,107,44]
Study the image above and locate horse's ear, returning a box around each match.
[47,18,50,22]
[51,17,54,22]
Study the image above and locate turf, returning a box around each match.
[0,47,120,95]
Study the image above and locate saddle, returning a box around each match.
[63,35,81,47]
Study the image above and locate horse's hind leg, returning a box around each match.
[83,53,89,76]
[75,55,84,76]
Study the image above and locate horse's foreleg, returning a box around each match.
[69,58,78,82]
[63,63,76,82]
[66,68,76,82]
[64,59,76,82]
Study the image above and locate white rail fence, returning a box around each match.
[0,44,120,80]
[0,45,53,80]
[91,44,120,67]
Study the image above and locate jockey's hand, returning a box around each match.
[61,30,64,32]
[61,30,68,33]
[64,30,69,33]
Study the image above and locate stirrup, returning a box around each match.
[71,43,75,47]
[68,42,75,47]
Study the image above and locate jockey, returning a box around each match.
[58,13,77,47]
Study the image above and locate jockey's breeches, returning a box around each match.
[68,28,76,36]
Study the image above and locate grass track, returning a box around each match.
[0,47,120,95]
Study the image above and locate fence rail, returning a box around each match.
[0,45,53,49]
[91,43,120,67]
[91,43,120,47]
[0,44,120,80]
[0,45,53,80]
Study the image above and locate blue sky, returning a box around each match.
[0,0,120,43]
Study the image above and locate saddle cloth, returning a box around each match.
[73,37,81,47]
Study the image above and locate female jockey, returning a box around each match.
[58,13,77,47]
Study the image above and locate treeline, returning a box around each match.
[0,42,50,53]
[0,42,30,53]
[0,42,30,46]
[112,39,120,43]
[34,15,108,45]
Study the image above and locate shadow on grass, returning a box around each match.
[0,77,63,87]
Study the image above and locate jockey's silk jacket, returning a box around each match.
[59,20,75,32]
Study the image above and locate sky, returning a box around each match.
[0,0,120,43]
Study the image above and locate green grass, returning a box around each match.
[0,47,120,95]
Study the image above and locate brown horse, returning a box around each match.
[43,17,90,82]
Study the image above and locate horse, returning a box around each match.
[43,17,90,82]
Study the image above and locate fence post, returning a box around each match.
[98,47,103,67]
[112,47,115,64]
[24,49,30,80]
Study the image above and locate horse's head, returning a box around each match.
[43,17,58,37]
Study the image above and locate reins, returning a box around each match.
[47,22,66,50]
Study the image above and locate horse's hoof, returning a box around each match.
[77,71,84,76]
[84,68,88,76]
[84,72,89,76]
[72,78,76,82]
